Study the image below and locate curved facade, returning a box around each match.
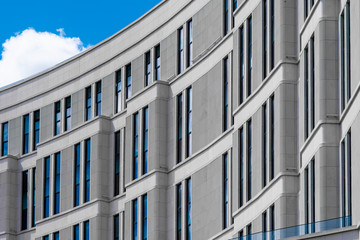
[0,0,360,239]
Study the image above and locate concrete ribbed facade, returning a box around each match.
[0,0,359,239]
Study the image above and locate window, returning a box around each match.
[247,120,252,201]
[305,159,315,233]
[262,211,267,240]
[310,37,315,132]
[233,0,237,10]
[116,71,122,113]
[223,153,229,229]
[142,194,148,240]
[270,0,275,70]
[310,159,315,233]
[223,57,229,132]
[304,166,309,234]
[23,114,29,154]
[85,86,92,121]
[145,51,151,87]
[95,81,102,116]
[133,199,138,240]
[133,113,139,180]
[270,205,275,240]
[176,184,182,240]
[239,26,244,104]
[54,101,61,136]
[114,214,120,240]
[262,103,267,188]
[84,220,90,240]
[224,0,229,35]
[177,94,183,164]
[53,232,59,240]
[187,20,193,67]
[21,170,28,230]
[247,17,253,97]
[247,224,252,240]
[126,64,132,99]
[114,131,120,196]
[43,235,49,240]
[263,0,267,79]
[270,96,274,180]
[341,131,352,227]
[186,179,191,240]
[186,87,192,158]
[1,122,8,156]
[143,107,149,174]
[64,96,71,131]
[239,230,244,240]
[304,46,309,140]
[304,0,315,19]
[32,168,36,227]
[304,36,315,139]
[74,224,80,240]
[239,127,244,207]
[155,45,161,80]
[84,139,91,203]
[178,27,184,74]
[74,143,80,207]
[54,152,61,214]
[44,156,50,218]
[33,110,40,151]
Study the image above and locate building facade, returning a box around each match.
[0,0,359,239]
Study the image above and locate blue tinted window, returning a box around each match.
[2,122,8,156]
[143,107,149,174]
[223,154,229,229]
[145,52,151,87]
[44,157,50,218]
[239,128,244,207]
[247,17,253,97]
[54,101,61,136]
[85,86,92,121]
[84,139,91,202]
[176,184,182,240]
[32,168,36,227]
[262,103,267,188]
[247,120,252,201]
[186,179,191,240]
[126,64,132,99]
[270,0,275,70]
[33,110,40,150]
[115,132,120,196]
[54,153,61,214]
[114,214,120,240]
[74,144,80,206]
[187,20,193,67]
[186,88,192,157]
[133,199,138,240]
[84,220,90,240]
[65,96,71,131]
[270,96,274,180]
[155,45,161,80]
[223,57,229,131]
[177,94,183,164]
[224,0,229,35]
[74,224,79,240]
[263,0,267,79]
[43,235,49,240]
[142,195,148,240]
[21,170,28,230]
[239,26,244,104]
[133,113,139,179]
[116,71,122,113]
[178,28,184,74]
[53,232,59,240]
[95,81,102,116]
[23,115,29,154]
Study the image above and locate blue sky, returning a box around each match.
[0,0,161,87]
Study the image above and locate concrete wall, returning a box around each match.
[71,89,84,129]
[60,146,73,212]
[160,31,177,81]
[132,55,145,96]
[40,104,53,142]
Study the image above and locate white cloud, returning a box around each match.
[0,28,86,88]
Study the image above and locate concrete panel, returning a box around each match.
[132,55,145,96]
[232,28,240,110]
[60,146,73,212]
[124,201,131,240]
[124,116,132,186]
[148,188,167,239]
[8,117,21,156]
[102,72,115,117]
[60,226,72,239]
[35,159,42,222]
[160,31,177,81]
[40,104,54,142]
[71,89,84,129]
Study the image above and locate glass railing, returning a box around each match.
[231,216,352,240]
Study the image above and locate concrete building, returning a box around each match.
[0,0,359,239]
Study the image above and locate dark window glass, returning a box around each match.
[44,156,50,218]
[233,0,237,10]
[346,2,351,103]
[54,101,61,136]
[85,86,92,121]
[133,199,138,240]
[262,211,267,240]
[116,71,122,113]
[32,167,36,227]
[178,28,184,74]
[33,110,40,151]
[21,170,28,230]
[247,17,253,97]
[84,139,91,203]
[54,152,61,214]
[239,128,244,207]
[95,81,102,116]
[142,195,148,240]
[262,103,267,188]
[340,12,345,111]
[145,52,151,87]
[263,0,267,79]
[114,214,119,240]
[155,45,161,80]
[143,107,149,174]
[247,224,252,240]
[346,132,352,225]
[270,205,275,240]
[176,184,182,240]
[65,96,71,131]
[133,113,139,180]
[270,0,275,70]
[223,57,229,131]
[186,88,192,158]
[114,131,120,196]
[53,232,59,240]
[187,20,193,67]
[239,26,244,104]
[84,220,90,240]
[186,179,191,240]
[74,143,80,206]
[2,122,8,156]
[126,64,132,99]
[270,96,275,180]
[23,114,29,154]
[304,0,308,19]
[74,224,80,240]
[310,37,315,131]
[224,0,229,35]
[177,94,183,164]
[304,166,309,234]
[310,159,315,233]
[341,140,346,225]
[43,235,49,240]
[304,47,309,140]
[247,120,252,201]
[223,153,229,229]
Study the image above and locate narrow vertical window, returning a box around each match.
[270,205,275,240]
[224,0,229,35]
[177,94,183,164]
[310,37,315,131]
[142,194,148,240]
[1,122,8,156]
[143,107,149,174]
[186,179,191,240]
[345,2,351,102]
[186,87,192,158]
[262,211,267,240]
[32,168,36,227]
[116,70,122,113]
[239,127,244,207]
[21,170,28,230]
[340,11,345,111]
[114,131,120,196]
[247,224,252,240]
[239,26,244,104]
[341,131,352,227]
[84,220,90,240]
[223,153,229,229]
[346,132,352,226]
[23,114,29,154]
[247,120,252,201]
[223,57,229,132]
[126,64,132,99]
[33,110,40,151]
[187,20,193,67]
[84,139,91,203]
[43,156,50,218]
[247,17,253,97]
[133,113,139,180]
[133,199,138,240]
[74,224,80,240]
[145,51,151,87]
[304,0,308,19]
[310,159,315,233]
[65,96,71,131]
[85,86,92,121]
[304,47,309,140]
[270,0,275,70]
[304,166,309,234]
[155,45,161,80]
[178,28,184,74]
[341,139,346,226]
[233,0,238,10]
[54,101,61,136]
[95,81,102,116]
[176,184,182,240]
[54,152,61,214]
[263,0,267,79]
[239,230,244,239]
[43,235,49,240]
[262,103,267,188]
[114,214,120,240]
[270,95,274,180]
[74,143,80,207]
[53,232,59,240]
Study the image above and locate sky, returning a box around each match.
[0,0,162,88]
